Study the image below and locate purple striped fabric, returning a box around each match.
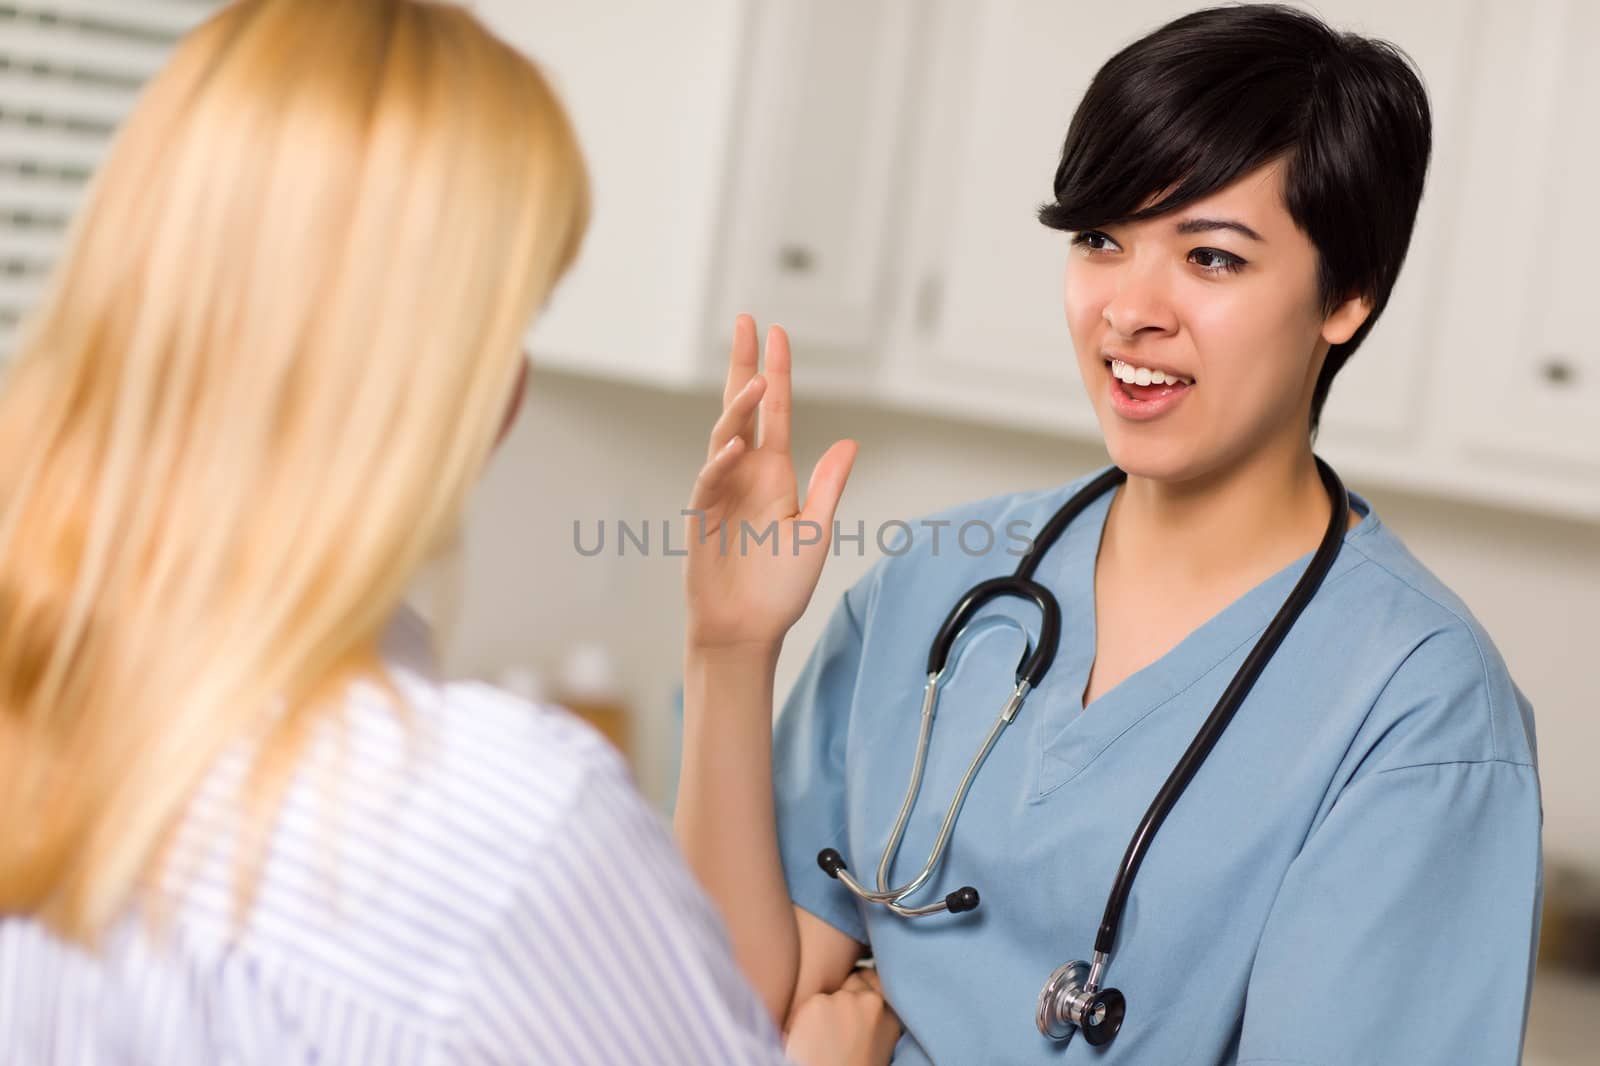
[0,607,790,1064]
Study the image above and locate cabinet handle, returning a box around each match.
[1539,357,1577,387]
[778,245,815,274]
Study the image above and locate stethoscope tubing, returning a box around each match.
[827,675,1027,917]
[1088,457,1349,957]
[827,465,1128,917]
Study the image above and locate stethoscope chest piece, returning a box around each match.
[1035,960,1125,1046]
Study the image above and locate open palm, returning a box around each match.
[684,316,857,651]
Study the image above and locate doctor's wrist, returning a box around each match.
[683,636,783,671]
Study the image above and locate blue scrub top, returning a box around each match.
[773,467,1542,1065]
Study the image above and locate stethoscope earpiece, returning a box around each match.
[944,885,980,913]
[817,847,984,916]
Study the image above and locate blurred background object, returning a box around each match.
[552,641,632,765]
[2,0,1594,1058]
[1529,857,1600,1056]
[1528,856,1600,1063]
[1540,860,1600,975]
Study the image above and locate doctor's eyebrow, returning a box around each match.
[1174,217,1266,242]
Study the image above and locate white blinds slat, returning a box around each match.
[0,204,70,234]
[0,171,91,214]
[0,221,63,258]
[0,21,178,75]
[0,78,140,131]
[0,274,48,324]
[2,1,215,41]
[0,123,110,172]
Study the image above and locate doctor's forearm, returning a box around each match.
[676,642,800,1027]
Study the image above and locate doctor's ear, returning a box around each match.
[1320,290,1374,346]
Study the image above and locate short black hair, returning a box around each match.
[1038,3,1432,437]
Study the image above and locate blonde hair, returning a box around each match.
[0,0,588,941]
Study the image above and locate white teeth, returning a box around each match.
[1109,358,1191,387]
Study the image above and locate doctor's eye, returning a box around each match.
[1189,247,1246,275]
[1070,230,1120,254]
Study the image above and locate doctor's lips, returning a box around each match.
[1101,352,1194,419]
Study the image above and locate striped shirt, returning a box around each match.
[0,607,790,1064]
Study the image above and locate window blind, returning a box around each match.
[0,0,219,359]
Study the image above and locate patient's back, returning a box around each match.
[0,608,786,1065]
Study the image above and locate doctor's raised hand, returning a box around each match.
[676,316,886,1051]
[683,315,858,652]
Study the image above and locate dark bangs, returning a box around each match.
[1038,21,1308,240]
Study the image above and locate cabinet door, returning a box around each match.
[1309,0,1477,450]
[879,0,1123,436]
[1433,0,1600,513]
[708,0,921,393]
[472,0,747,389]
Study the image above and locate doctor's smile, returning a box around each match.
[1101,355,1195,421]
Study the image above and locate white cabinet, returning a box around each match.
[1309,0,1478,448]
[475,0,918,395]
[877,0,1109,438]
[474,0,1597,520]
[1313,0,1600,518]
[709,0,921,394]
[1431,0,1600,501]
[4,1,1592,517]
[888,0,1596,518]
[472,0,749,389]
[872,0,1560,490]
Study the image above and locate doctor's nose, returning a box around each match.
[1099,270,1178,340]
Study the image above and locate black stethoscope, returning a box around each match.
[817,458,1351,1048]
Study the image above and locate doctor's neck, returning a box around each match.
[1105,439,1339,586]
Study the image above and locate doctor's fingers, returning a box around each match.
[707,374,767,462]
[758,324,793,456]
[841,968,882,995]
[687,432,749,514]
[720,314,760,450]
[800,438,858,531]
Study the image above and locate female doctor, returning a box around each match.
[676,4,1542,1064]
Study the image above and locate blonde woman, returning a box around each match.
[0,1,894,1062]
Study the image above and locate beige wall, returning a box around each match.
[438,365,1597,875]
